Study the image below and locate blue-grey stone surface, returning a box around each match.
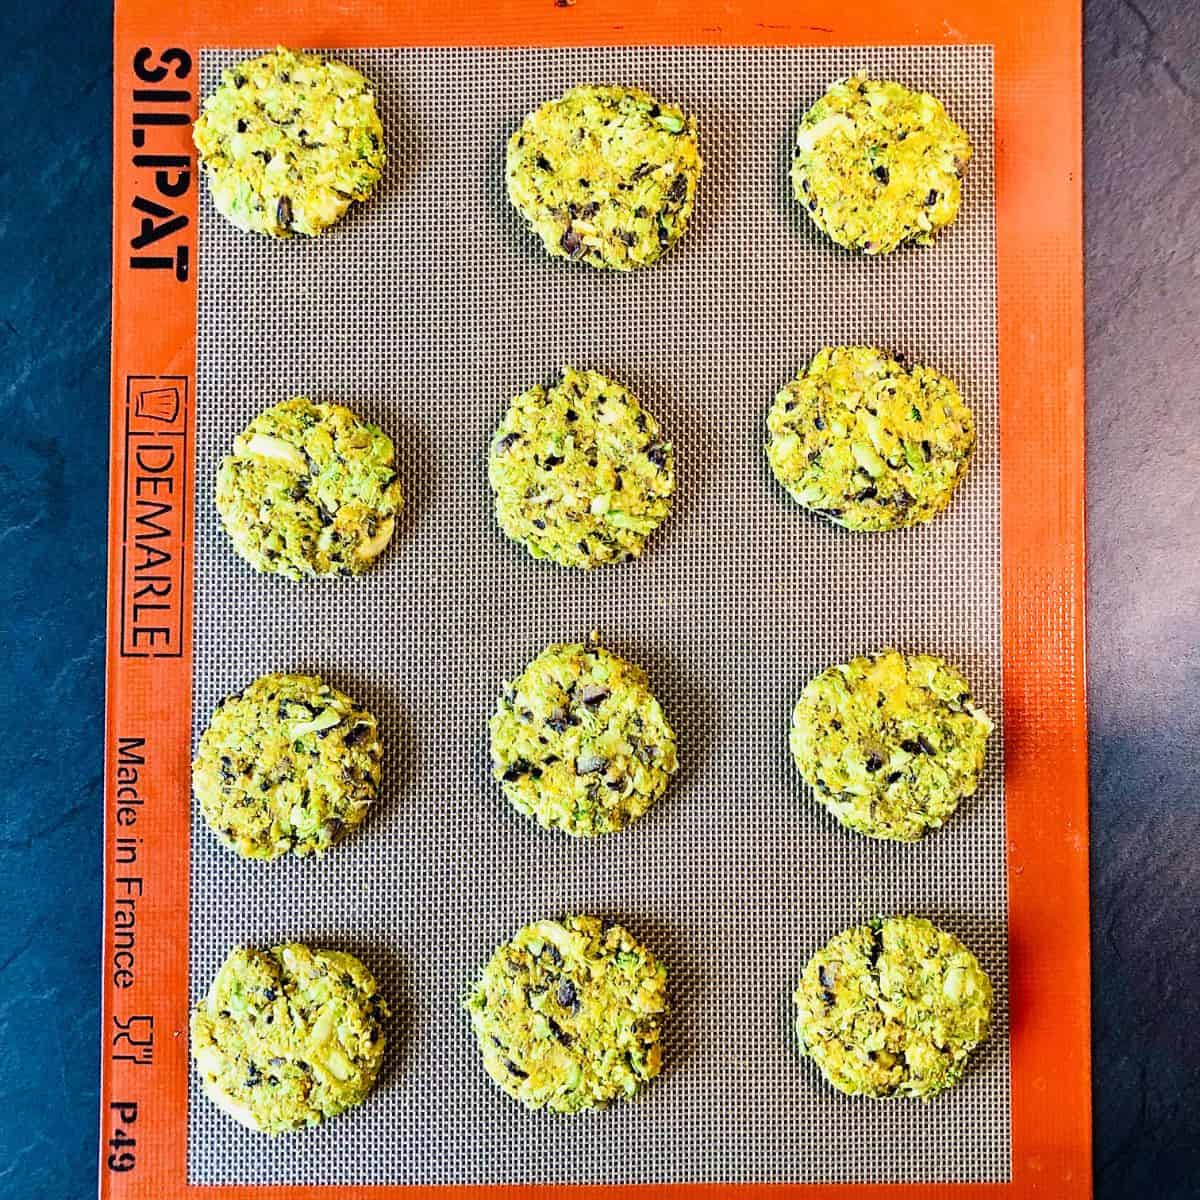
[1085,0,1200,1195]
[0,1,1195,1196]
[0,2,111,1198]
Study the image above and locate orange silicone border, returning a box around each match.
[103,3,1088,1197]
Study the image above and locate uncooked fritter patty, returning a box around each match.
[766,346,975,531]
[489,367,675,569]
[194,46,385,239]
[791,76,972,255]
[464,916,667,1112]
[789,649,991,841]
[217,396,402,580]
[191,943,388,1133]
[490,639,677,836]
[506,85,702,269]
[193,672,382,859]
[794,916,992,1099]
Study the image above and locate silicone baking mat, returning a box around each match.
[188,43,1003,1187]
[103,4,1089,1199]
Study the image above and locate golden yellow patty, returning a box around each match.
[789,649,992,842]
[791,77,972,254]
[488,367,676,569]
[507,85,702,269]
[194,46,385,239]
[490,639,678,836]
[464,916,667,1112]
[766,346,975,531]
[191,943,389,1133]
[794,916,992,1099]
[193,672,382,860]
[217,397,402,580]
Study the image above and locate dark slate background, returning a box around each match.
[0,1,1195,1196]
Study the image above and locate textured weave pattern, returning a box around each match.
[190,45,1006,1186]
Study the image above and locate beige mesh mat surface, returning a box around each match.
[189,44,1006,1186]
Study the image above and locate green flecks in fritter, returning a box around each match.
[191,943,389,1133]
[194,46,385,239]
[464,916,667,1112]
[490,639,677,837]
[794,916,992,1099]
[217,396,403,580]
[489,367,675,569]
[789,649,991,842]
[193,672,382,860]
[766,346,975,531]
[506,85,703,270]
[791,76,972,255]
